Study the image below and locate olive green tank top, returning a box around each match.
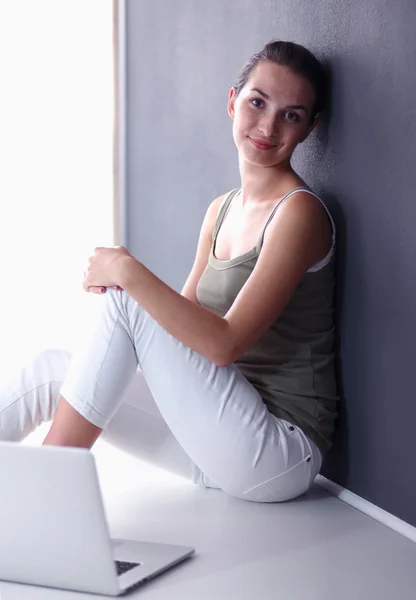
[196,188,339,456]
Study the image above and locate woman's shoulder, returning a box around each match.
[206,189,238,222]
[264,183,334,267]
[198,190,236,241]
[278,184,335,237]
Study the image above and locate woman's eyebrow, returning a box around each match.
[251,87,270,99]
[250,88,307,113]
[285,104,307,113]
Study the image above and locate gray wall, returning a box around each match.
[125,0,416,526]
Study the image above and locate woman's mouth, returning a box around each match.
[249,137,278,151]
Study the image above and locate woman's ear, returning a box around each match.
[227,87,237,120]
[299,116,319,143]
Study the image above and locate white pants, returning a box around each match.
[0,289,322,502]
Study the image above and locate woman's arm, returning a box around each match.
[118,192,332,367]
[120,260,233,365]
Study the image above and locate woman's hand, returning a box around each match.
[82,246,134,293]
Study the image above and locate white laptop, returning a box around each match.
[0,441,194,596]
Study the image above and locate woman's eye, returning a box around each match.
[250,97,264,108]
[285,111,300,122]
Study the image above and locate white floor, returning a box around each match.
[3,424,416,599]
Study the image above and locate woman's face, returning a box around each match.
[228,60,318,169]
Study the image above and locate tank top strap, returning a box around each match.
[212,188,240,243]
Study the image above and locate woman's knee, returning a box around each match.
[30,348,72,382]
[0,347,72,441]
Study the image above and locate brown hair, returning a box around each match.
[234,40,328,121]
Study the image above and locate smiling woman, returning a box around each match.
[0,39,338,505]
[0,0,114,371]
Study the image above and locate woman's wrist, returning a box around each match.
[118,255,141,289]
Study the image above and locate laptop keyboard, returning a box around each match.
[115,560,141,576]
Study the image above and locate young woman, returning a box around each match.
[0,40,338,503]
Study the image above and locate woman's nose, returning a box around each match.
[258,115,279,139]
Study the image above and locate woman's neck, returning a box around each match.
[238,156,301,206]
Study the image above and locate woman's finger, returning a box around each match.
[86,285,123,294]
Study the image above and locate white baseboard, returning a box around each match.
[316,475,416,545]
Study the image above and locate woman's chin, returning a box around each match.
[240,150,281,169]
[236,142,285,169]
